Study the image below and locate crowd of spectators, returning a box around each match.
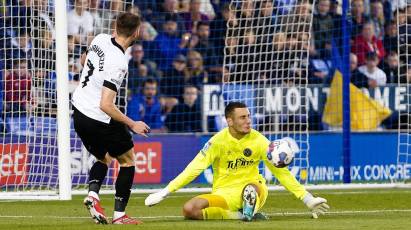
[0,0,410,134]
[310,0,411,88]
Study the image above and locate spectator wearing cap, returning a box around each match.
[358,52,387,88]
[351,22,385,65]
[165,85,202,132]
[153,13,190,71]
[160,54,189,113]
[127,78,164,132]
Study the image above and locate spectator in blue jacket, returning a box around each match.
[127,78,164,132]
[153,13,189,71]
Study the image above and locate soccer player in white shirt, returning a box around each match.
[72,13,149,225]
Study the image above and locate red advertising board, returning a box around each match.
[0,144,28,186]
[133,142,162,183]
[111,142,162,184]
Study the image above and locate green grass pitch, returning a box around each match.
[0,188,410,229]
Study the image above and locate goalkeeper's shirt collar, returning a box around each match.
[226,128,251,144]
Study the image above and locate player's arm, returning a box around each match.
[80,51,87,67]
[265,159,307,198]
[145,141,217,206]
[100,76,150,137]
[262,137,330,218]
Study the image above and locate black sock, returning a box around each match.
[114,166,135,212]
[88,161,108,194]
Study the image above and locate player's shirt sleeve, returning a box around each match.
[167,140,218,192]
[261,136,308,200]
[102,67,127,92]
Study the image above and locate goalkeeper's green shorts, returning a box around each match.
[196,180,268,211]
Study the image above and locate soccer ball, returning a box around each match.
[266,138,298,168]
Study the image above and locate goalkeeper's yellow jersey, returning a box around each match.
[167,128,307,200]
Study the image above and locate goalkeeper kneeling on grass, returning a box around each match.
[145,102,329,221]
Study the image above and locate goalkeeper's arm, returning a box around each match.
[145,145,216,206]
[264,137,330,218]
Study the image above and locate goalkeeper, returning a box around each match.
[145,102,329,221]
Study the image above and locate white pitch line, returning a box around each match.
[1,190,410,202]
[0,209,411,220]
[266,209,411,216]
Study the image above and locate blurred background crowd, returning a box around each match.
[0,0,410,134]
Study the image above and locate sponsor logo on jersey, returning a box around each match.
[110,78,122,86]
[227,157,254,170]
[201,142,211,156]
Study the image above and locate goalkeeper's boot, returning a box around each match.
[112,214,143,225]
[253,212,269,221]
[242,185,257,221]
[83,196,108,224]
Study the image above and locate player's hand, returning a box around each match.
[303,193,330,219]
[130,121,150,137]
[145,188,170,207]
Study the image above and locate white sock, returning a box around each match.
[88,191,99,201]
[113,211,125,220]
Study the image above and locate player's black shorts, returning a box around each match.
[72,107,134,160]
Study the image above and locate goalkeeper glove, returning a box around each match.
[145,187,170,207]
[303,193,330,219]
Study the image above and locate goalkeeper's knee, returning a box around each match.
[183,203,204,220]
